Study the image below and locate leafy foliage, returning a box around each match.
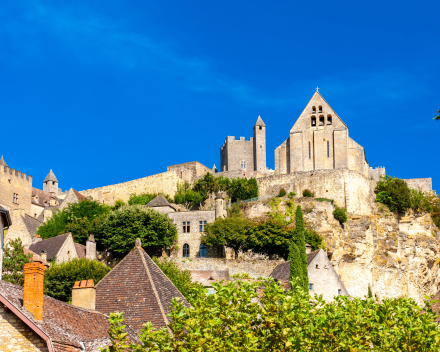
[302,189,314,197]
[292,206,308,291]
[333,206,348,224]
[173,181,203,210]
[37,199,110,244]
[111,199,126,210]
[94,206,178,258]
[288,192,296,199]
[277,188,287,197]
[128,193,172,206]
[44,258,110,302]
[2,238,32,286]
[289,242,301,285]
[153,258,206,305]
[101,279,440,351]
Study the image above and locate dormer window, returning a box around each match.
[318,106,322,113]
[311,116,316,126]
[327,115,332,125]
[319,115,324,126]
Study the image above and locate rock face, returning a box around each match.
[243,198,440,304]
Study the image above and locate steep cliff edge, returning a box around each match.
[243,198,440,304]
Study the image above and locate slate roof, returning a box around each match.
[23,214,43,237]
[29,233,71,260]
[0,280,123,351]
[0,155,8,167]
[74,243,98,260]
[255,115,266,127]
[32,188,56,207]
[43,169,58,183]
[270,250,320,282]
[95,245,190,332]
[146,195,173,208]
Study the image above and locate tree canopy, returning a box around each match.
[128,193,173,206]
[2,238,32,286]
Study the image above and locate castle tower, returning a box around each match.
[0,156,8,168]
[43,170,59,195]
[253,116,266,173]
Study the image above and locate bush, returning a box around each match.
[102,279,440,351]
[288,192,296,199]
[333,206,347,224]
[2,238,32,286]
[315,198,333,203]
[94,206,178,258]
[44,258,110,302]
[375,175,411,213]
[153,258,205,305]
[302,189,314,197]
[278,188,287,197]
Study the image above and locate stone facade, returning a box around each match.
[257,169,375,215]
[167,161,213,184]
[0,306,48,352]
[6,209,42,247]
[404,178,433,193]
[220,116,268,174]
[274,91,370,177]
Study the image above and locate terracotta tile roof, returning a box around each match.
[146,195,173,208]
[72,189,87,200]
[29,233,71,260]
[95,246,190,332]
[0,280,121,350]
[32,188,57,207]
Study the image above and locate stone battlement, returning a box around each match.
[0,166,32,183]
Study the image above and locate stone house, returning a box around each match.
[270,248,350,302]
[95,239,191,332]
[146,194,227,258]
[28,233,97,264]
[190,270,229,295]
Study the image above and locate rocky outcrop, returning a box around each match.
[242,198,440,304]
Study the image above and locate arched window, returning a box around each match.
[312,106,316,113]
[327,115,332,125]
[183,244,190,258]
[319,115,324,126]
[199,244,207,258]
[318,106,322,113]
[311,116,316,127]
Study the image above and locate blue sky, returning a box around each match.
[1,0,439,192]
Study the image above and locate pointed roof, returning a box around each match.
[0,155,8,168]
[95,244,190,332]
[255,115,266,127]
[44,169,58,183]
[146,195,173,208]
[29,233,71,260]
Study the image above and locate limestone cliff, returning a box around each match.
[243,198,440,305]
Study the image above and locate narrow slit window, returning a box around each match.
[183,244,190,257]
[338,289,342,295]
[309,283,313,290]
[327,141,330,158]
[308,142,311,159]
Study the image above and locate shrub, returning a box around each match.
[153,258,205,305]
[288,192,296,199]
[94,206,178,258]
[102,279,440,351]
[375,175,411,213]
[278,188,287,197]
[2,238,32,286]
[231,272,250,279]
[333,206,347,224]
[44,258,110,302]
[315,198,333,203]
[302,189,314,197]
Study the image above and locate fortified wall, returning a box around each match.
[0,165,32,215]
[257,169,375,215]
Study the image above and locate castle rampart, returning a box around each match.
[0,166,32,215]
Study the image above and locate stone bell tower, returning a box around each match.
[253,116,266,173]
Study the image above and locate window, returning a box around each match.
[180,171,183,178]
[240,161,246,169]
[183,244,190,257]
[199,220,207,232]
[34,213,37,218]
[183,221,190,233]
[260,145,262,148]
[309,283,313,290]
[308,142,311,159]
[207,288,215,295]
[318,106,322,113]
[13,193,18,204]
[199,243,207,257]
[319,115,324,126]
[312,106,316,113]
[327,115,332,125]
[338,289,342,295]
[316,264,319,269]
[311,116,316,126]
[327,141,330,158]
[259,126,262,130]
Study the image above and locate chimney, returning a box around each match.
[72,280,95,310]
[305,243,312,254]
[23,262,45,320]
[86,235,96,260]
[40,251,47,263]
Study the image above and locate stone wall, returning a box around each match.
[0,306,48,351]
[404,178,433,192]
[0,166,33,216]
[167,161,212,184]
[369,167,386,181]
[5,209,39,247]
[172,258,284,278]
[220,136,254,172]
[56,234,79,264]
[257,169,375,215]
[190,270,230,287]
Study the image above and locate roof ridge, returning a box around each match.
[137,248,171,332]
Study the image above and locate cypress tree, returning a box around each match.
[289,241,301,286]
[293,205,308,291]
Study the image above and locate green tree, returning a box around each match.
[289,242,301,285]
[2,238,32,286]
[192,173,219,203]
[293,206,308,291]
[202,216,251,259]
[333,206,348,224]
[94,206,177,258]
[101,279,440,351]
[216,176,259,204]
[153,258,206,305]
[37,199,110,244]
[44,258,110,302]
[375,175,411,213]
[174,181,203,210]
